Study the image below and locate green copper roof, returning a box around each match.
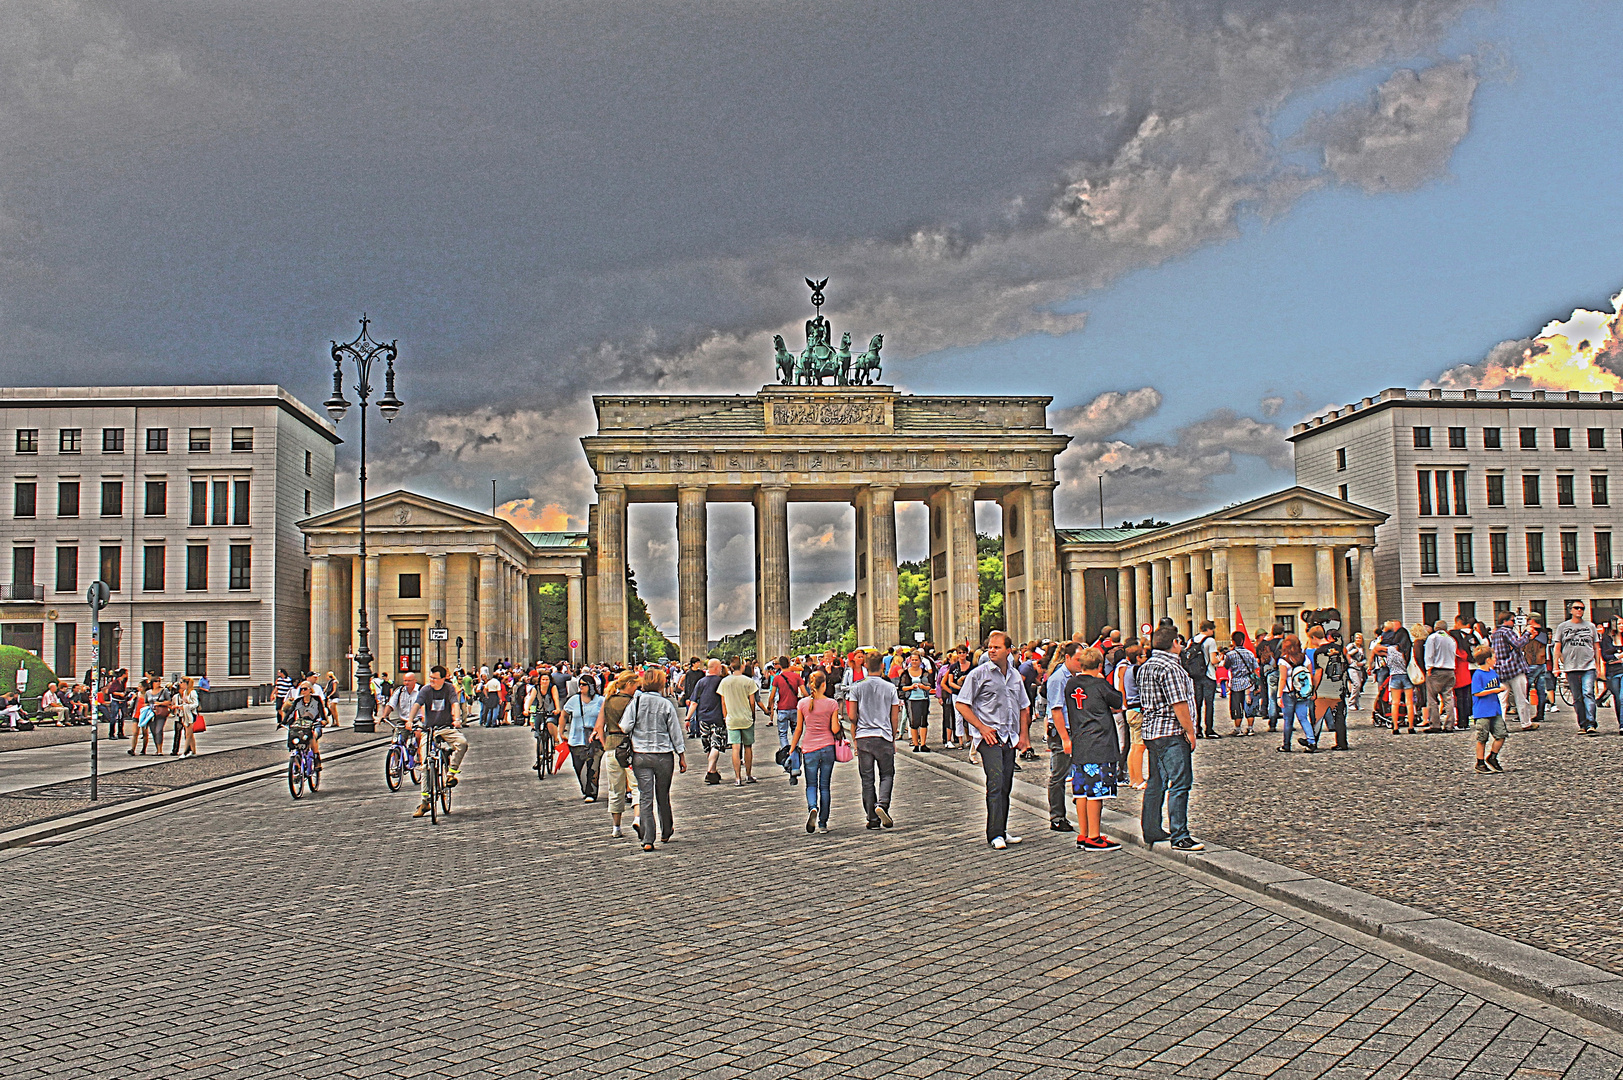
[523,532,588,548]
[1058,527,1160,543]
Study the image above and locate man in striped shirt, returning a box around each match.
[1136,625,1203,852]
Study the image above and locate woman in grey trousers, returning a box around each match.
[620,666,687,852]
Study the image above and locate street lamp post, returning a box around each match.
[324,315,404,732]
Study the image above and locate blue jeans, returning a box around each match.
[775,710,799,776]
[1565,669,1597,731]
[1263,671,1281,724]
[801,746,835,825]
[1608,671,1623,730]
[1280,694,1315,749]
[1142,735,1193,844]
[481,699,501,727]
[1528,665,1550,720]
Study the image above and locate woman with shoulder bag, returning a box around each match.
[175,677,200,758]
[594,671,640,837]
[788,670,843,834]
[562,679,603,802]
[619,666,686,851]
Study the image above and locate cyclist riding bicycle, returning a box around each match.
[408,664,469,818]
[281,680,325,770]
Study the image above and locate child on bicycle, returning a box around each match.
[282,681,326,769]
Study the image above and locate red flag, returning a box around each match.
[1233,605,1249,648]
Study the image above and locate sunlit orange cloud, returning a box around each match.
[496,498,580,532]
[1440,289,1623,393]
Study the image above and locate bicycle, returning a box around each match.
[421,730,453,823]
[287,725,321,799]
[533,713,555,780]
[383,719,420,792]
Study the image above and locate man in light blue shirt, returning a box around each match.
[955,631,1031,850]
[1044,643,1084,833]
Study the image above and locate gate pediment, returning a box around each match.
[761,387,896,433]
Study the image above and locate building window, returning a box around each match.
[143,545,165,591]
[1419,533,1439,575]
[185,621,207,677]
[1554,427,1571,450]
[55,622,75,679]
[16,429,37,454]
[188,428,211,453]
[397,627,422,677]
[1422,602,1441,625]
[212,480,229,526]
[303,489,311,514]
[1589,428,1606,449]
[1526,533,1545,574]
[12,546,35,590]
[13,481,35,518]
[231,428,254,452]
[1413,426,1431,448]
[1434,471,1450,516]
[1458,601,1476,623]
[1490,532,1508,574]
[144,480,166,516]
[1557,473,1575,506]
[1519,427,1537,449]
[100,545,121,591]
[304,450,312,476]
[1417,470,1433,515]
[55,547,77,593]
[1452,469,1467,515]
[398,573,422,599]
[1485,474,1504,507]
[1530,599,1548,621]
[1593,474,1609,506]
[232,480,250,525]
[1483,427,1501,449]
[101,428,124,453]
[100,480,122,517]
[1448,427,1466,449]
[190,480,207,526]
[1523,474,1540,506]
[1273,563,1293,588]
[146,428,168,453]
[186,545,208,591]
[59,429,81,454]
[1335,448,1347,471]
[1597,532,1614,577]
[1494,599,1512,619]
[228,545,251,590]
[1455,532,1474,574]
[228,621,250,677]
[1561,531,1579,573]
[1338,484,1349,501]
[142,622,164,678]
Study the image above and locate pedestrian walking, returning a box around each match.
[595,671,638,836]
[719,656,760,785]
[686,659,727,784]
[898,655,933,752]
[1059,647,1124,851]
[620,666,686,851]
[1488,611,1535,731]
[1276,634,1316,753]
[1186,621,1221,738]
[790,670,842,833]
[1471,645,1508,773]
[847,653,901,829]
[770,655,803,785]
[1552,601,1599,735]
[954,631,1031,850]
[1423,620,1459,732]
[174,677,200,758]
[939,649,967,748]
[1113,639,1147,789]
[1602,621,1623,733]
[1044,642,1084,832]
[1138,625,1203,851]
[1223,633,1259,736]
[562,679,603,802]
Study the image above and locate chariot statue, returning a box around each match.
[773,278,884,386]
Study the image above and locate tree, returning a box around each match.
[625,565,677,661]
[790,591,856,653]
[711,628,757,660]
[897,559,931,645]
[976,532,1004,635]
[533,582,570,661]
[1120,518,1170,529]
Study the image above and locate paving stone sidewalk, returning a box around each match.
[3,726,1620,1080]
[933,706,1623,976]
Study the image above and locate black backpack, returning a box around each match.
[1181,638,1208,681]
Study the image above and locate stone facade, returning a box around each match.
[580,384,1072,663]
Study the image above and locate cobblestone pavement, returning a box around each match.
[937,705,1623,976]
[5,726,1621,1080]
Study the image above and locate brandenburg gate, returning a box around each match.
[580,385,1072,663]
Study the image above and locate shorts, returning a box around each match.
[699,718,729,754]
[1125,709,1143,747]
[1070,761,1120,800]
[1474,712,1508,742]
[1388,669,1413,690]
[727,725,755,747]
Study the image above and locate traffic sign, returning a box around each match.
[86,580,109,610]
[568,639,579,650]
[428,626,450,641]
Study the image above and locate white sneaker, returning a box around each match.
[1004,834,1023,845]
[611,826,623,838]
[991,836,1007,850]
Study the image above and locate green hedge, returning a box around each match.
[0,645,60,709]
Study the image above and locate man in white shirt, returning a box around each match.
[846,653,901,829]
[1423,621,1458,732]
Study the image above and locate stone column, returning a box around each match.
[1211,545,1231,640]
[1168,554,1187,635]
[1133,561,1151,637]
[676,485,708,663]
[364,553,380,676]
[566,572,584,664]
[869,484,900,649]
[755,484,791,661]
[1027,480,1061,642]
[1315,544,1336,609]
[594,485,627,665]
[310,555,332,679]
[1256,545,1275,632]
[1357,545,1379,640]
[1150,558,1168,624]
[478,554,499,669]
[1334,546,1350,621]
[1116,566,1134,638]
[428,553,447,626]
[1066,557,1087,641]
[948,482,979,648]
